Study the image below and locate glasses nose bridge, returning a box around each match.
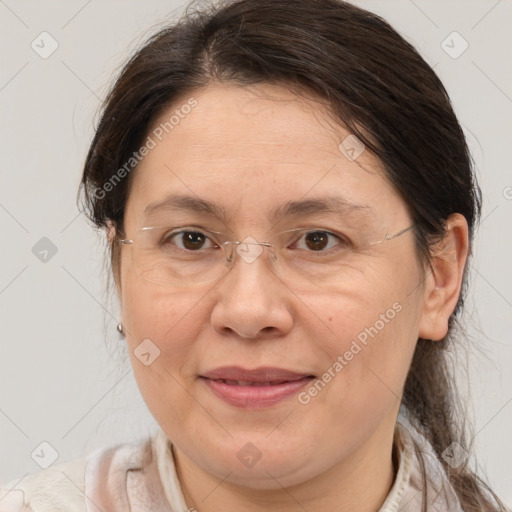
[223,238,277,266]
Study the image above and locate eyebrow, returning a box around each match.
[144,194,228,220]
[270,197,371,220]
[143,194,371,223]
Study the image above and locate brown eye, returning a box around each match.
[181,231,207,250]
[304,231,329,251]
[163,230,215,251]
[291,230,349,253]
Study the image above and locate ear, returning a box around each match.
[418,213,470,341]
[105,221,122,295]
[105,220,116,243]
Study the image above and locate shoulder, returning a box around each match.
[0,437,153,512]
[0,455,88,512]
[388,420,465,512]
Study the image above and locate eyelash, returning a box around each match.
[160,227,351,254]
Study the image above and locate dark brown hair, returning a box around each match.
[80,0,505,509]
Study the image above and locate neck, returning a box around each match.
[173,421,398,512]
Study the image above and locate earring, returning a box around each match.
[117,323,125,337]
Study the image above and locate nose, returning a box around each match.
[210,242,294,340]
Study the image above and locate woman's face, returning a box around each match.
[118,83,427,488]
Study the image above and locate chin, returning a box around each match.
[211,457,313,490]
[188,434,320,490]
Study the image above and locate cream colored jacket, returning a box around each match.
[0,422,464,511]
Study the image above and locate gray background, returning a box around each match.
[1,0,511,505]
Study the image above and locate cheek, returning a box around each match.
[120,278,209,432]
[120,274,208,388]
[122,272,200,342]
[312,256,423,406]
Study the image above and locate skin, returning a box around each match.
[112,83,469,511]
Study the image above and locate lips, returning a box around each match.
[200,366,315,408]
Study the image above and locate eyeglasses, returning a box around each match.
[118,223,416,288]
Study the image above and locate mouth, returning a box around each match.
[199,367,315,408]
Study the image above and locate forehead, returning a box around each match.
[124,83,408,228]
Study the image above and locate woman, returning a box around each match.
[0,0,507,510]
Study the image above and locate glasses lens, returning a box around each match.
[125,223,414,288]
[129,227,229,286]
